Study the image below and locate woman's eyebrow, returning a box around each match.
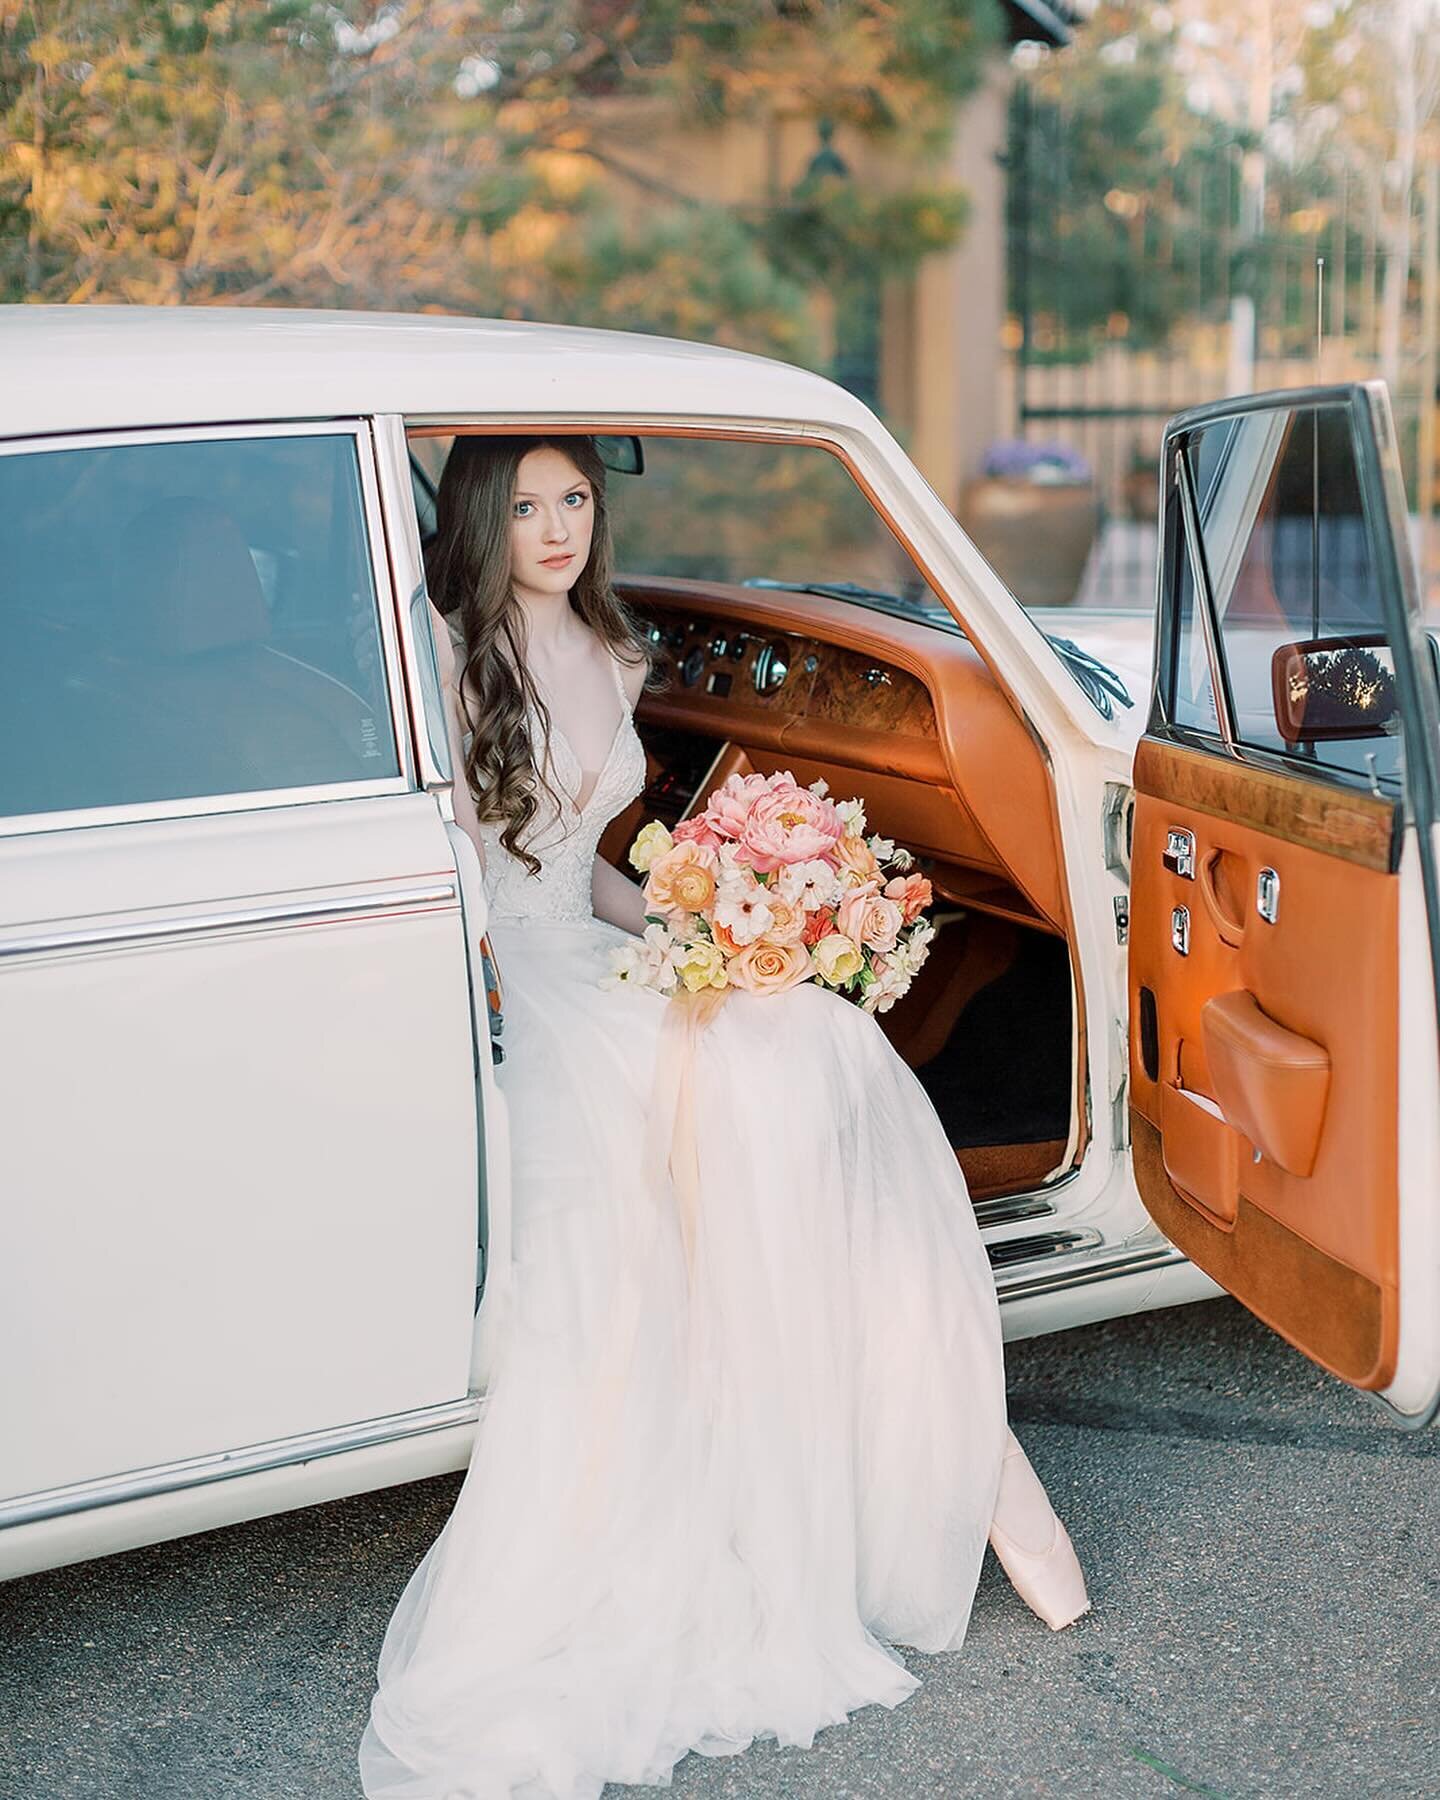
[513,481,591,499]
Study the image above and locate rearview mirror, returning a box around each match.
[1270,635,1399,743]
[595,434,645,476]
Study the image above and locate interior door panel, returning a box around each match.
[1131,383,1440,1406]
[1129,737,1401,1387]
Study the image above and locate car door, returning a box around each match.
[0,421,484,1530]
[1128,383,1440,1421]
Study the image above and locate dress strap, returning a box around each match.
[610,649,633,712]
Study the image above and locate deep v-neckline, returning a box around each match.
[532,652,631,817]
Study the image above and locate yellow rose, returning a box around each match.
[629,819,674,873]
[675,939,729,993]
[811,932,863,987]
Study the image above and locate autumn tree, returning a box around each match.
[0,0,1002,364]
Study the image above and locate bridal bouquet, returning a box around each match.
[606,770,935,1013]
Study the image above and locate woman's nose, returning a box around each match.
[542,509,569,543]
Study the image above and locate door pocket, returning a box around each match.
[1202,989,1331,1177]
[1159,1079,1242,1226]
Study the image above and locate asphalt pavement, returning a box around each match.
[3,1296,1437,1800]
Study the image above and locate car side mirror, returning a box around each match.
[1270,634,1399,743]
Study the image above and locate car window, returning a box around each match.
[608,435,939,619]
[1170,402,1403,787]
[0,431,400,821]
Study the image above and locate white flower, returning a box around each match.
[603,922,680,993]
[890,846,915,872]
[867,834,897,865]
[836,798,867,835]
[775,857,840,911]
[714,879,774,946]
[865,959,912,1014]
[807,776,830,797]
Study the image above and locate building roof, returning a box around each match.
[0,305,879,441]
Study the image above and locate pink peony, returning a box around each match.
[836,880,904,954]
[734,782,844,873]
[883,872,933,924]
[702,771,773,841]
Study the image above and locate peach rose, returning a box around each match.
[833,833,881,883]
[883,872,933,923]
[726,938,812,996]
[644,841,719,917]
[735,782,843,873]
[759,895,806,946]
[836,881,904,955]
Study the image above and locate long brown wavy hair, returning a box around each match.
[425,434,656,875]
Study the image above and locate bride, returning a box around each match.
[359,434,1089,1799]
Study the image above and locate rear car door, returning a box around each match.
[1128,384,1440,1421]
[0,422,482,1536]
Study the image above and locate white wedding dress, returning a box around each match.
[359,655,1010,1799]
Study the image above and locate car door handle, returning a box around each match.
[1198,848,1247,947]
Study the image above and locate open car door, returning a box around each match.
[1129,384,1440,1422]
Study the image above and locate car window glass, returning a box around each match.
[0,433,399,820]
[1172,402,1402,786]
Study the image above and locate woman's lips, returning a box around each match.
[540,553,574,568]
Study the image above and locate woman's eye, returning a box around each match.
[513,501,534,518]
[563,491,588,508]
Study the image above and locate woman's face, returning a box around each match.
[509,445,595,604]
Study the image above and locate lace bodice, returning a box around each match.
[470,657,646,926]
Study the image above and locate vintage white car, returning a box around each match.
[3,307,1437,1584]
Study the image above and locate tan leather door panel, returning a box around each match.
[1129,737,1401,1388]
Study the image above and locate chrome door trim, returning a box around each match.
[0,1395,483,1530]
[1173,441,1240,752]
[0,882,457,962]
[995,1242,1187,1304]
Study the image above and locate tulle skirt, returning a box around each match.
[359,914,1008,1799]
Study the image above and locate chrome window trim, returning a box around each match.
[0,882,458,963]
[1172,439,1240,753]
[0,776,414,840]
[0,417,416,834]
[373,415,452,794]
[0,1394,483,1530]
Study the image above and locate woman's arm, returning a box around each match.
[592,852,649,935]
[427,601,488,877]
[591,649,652,935]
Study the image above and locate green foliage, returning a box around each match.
[2,0,1002,365]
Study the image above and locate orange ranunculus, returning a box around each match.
[644,841,719,917]
[801,907,838,947]
[710,919,745,957]
[833,833,881,882]
[725,938,811,996]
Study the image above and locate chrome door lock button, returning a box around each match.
[1171,905,1191,955]
[1164,828,1196,878]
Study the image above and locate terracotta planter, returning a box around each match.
[958,477,1102,608]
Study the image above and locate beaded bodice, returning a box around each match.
[471,659,646,926]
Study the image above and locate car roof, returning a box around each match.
[0,305,876,441]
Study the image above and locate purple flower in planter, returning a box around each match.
[982,439,1092,484]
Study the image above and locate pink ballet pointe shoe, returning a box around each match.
[988,1429,1091,1631]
